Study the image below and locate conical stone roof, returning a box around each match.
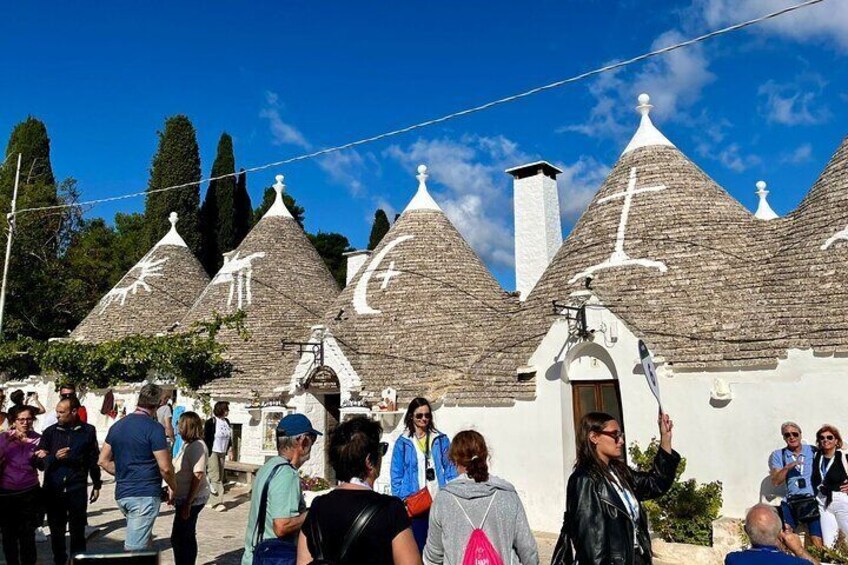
[71,213,210,343]
[470,95,777,396]
[183,175,340,398]
[326,165,512,404]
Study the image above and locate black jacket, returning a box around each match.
[204,417,231,455]
[36,421,102,494]
[564,448,680,565]
[812,450,848,507]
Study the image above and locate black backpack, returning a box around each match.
[308,497,388,565]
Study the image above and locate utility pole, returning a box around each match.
[0,153,22,339]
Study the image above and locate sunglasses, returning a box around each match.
[819,435,837,441]
[597,430,625,442]
[783,432,801,439]
[414,413,431,420]
[379,442,389,456]
[16,418,35,423]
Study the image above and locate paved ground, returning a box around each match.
[22,479,556,564]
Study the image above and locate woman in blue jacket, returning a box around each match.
[391,397,457,551]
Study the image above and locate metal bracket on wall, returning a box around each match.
[281,340,324,366]
[551,301,591,338]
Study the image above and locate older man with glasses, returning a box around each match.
[769,422,823,548]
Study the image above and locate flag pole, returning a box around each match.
[0,153,22,339]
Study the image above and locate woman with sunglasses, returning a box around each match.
[391,398,458,552]
[812,424,848,547]
[769,422,823,548]
[558,411,679,565]
[0,405,44,565]
[298,416,421,565]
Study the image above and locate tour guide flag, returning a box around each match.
[638,340,663,412]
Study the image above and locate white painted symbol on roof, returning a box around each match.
[569,167,668,284]
[822,224,848,251]
[100,253,169,313]
[376,261,401,290]
[212,251,266,309]
[353,236,414,315]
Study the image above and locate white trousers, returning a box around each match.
[818,491,848,547]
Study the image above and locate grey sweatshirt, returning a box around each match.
[423,474,539,565]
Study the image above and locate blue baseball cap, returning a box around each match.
[276,413,322,437]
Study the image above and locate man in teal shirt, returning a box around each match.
[242,414,321,565]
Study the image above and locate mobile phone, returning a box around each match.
[426,468,436,482]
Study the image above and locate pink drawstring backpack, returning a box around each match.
[454,491,505,565]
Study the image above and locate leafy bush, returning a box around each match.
[809,532,848,564]
[300,474,332,492]
[630,439,723,546]
[0,311,247,391]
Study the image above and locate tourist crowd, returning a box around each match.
[0,382,842,565]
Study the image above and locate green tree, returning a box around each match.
[63,218,120,323]
[252,186,305,228]
[309,231,351,287]
[112,212,148,270]
[367,209,391,250]
[200,133,236,274]
[0,118,76,340]
[233,168,252,249]
[144,115,201,253]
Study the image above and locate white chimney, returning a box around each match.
[343,250,372,287]
[507,161,563,300]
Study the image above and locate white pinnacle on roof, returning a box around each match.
[754,180,779,221]
[154,212,188,248]
[404,164,443,212]
[622,93,676,155]
[263,174,294,219]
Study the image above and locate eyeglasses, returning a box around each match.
[819,435,837,441]
[783,432,801,439]
[414,413,431,420]
[597,430,625,442]
[16,418,35,423]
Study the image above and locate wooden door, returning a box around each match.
[572,381,624,433]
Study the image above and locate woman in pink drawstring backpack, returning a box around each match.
[423,431,539,565]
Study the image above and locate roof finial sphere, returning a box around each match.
[638,93,651,106]
[756,180,767,191]
[417,164,428,175]
[169,211,178,226]
[275,174,284,185]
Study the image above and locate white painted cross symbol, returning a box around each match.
[569,167,668,283]
[376,261,401,290]
[822,224,848,251]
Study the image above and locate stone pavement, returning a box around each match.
[26,479,556,564]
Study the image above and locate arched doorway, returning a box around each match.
[564,343,623,443]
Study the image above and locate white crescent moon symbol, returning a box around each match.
[353,235,414,314]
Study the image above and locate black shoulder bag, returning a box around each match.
[550,511,573,565]
[783,450,820,524]
[252,463,298,565]
[308,497,388,565]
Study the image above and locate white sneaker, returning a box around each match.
[214,504,227,512]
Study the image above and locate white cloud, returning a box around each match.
[781,142,814,164]
[554,156,610,221]
[259,91,311,149]
[384,135,532,268]
[317,150,370,197]
[758,75,831,126]
[562,29,714,142]
[699,0,848,50]
[718,143,762,172]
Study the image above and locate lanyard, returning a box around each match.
[821,456,836,478]
[610,472,639,521]
[786,449,806,475]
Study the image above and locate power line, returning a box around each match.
[12,0,827,217]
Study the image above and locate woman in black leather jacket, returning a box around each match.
[560,411,680,565]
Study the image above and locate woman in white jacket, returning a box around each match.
[423,430,538,565]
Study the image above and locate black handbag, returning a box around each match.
[550,511,573,565]
[787,495,820,523]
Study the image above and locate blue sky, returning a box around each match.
[1,1,846,288]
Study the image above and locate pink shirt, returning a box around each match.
[0,429,41,491]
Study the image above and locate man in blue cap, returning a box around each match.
[242,413,321,565]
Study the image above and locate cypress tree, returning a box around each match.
[144,115,201,253]
[367,209,391,250]
[233,168,252,249]
[199,133,236,273]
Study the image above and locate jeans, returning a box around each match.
[171,503,204,565]
[46,486,88,565]
[0,486,42,565]
[117,496,161,551]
